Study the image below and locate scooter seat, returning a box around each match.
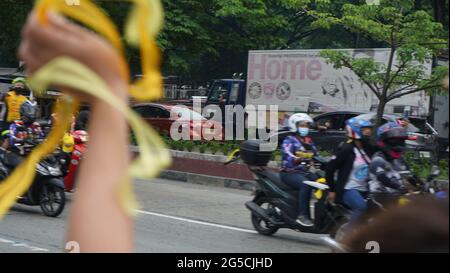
[258,170,298,191]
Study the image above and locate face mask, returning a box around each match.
[13,87,27,95]
[298,128,309,137]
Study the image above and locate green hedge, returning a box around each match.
[132,133,448,180]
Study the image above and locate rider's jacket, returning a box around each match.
[369,151,409,194]
[4,91,27,123]
[8,120,44,147]
[281,135,318,173]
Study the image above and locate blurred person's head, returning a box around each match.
[11,77,29,96]
[342,197,449,253]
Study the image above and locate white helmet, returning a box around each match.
[288,113,314,132]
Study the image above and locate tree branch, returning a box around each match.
[382,29,397,96]
[388,84,443,101]
[341,59,381,99]
[286,29,318,47]
[385,59,408,92]
[203,9,250,38]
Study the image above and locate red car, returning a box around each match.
[132,103,223,140]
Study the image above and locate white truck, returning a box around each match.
[245,49,431,118]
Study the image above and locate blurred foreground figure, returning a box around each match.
[19,12,132,252]
[342,197,449,253]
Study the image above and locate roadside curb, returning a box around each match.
[159,170,256,191]
[131,145,260,190]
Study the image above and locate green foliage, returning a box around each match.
[184,141,195,152]
[405,152,449,180]
[0,0,448,85]
[0,0,33,67]
[313,0,449,125]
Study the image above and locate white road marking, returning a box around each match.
[136,210,258,234]
[0,237,49,252]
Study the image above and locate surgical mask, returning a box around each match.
[298,128,309,136]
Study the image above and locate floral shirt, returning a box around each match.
[281,135,318,173]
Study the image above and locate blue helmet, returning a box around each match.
[346,117,373,140]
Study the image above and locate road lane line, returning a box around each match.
[0,237,49,252]
[136,210,258,234]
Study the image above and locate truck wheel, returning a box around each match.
[39,182,66,217]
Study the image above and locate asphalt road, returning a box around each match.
[0,178,328,253]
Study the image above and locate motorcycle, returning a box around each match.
[0,139,66,217]
[323,166,446,251]
[225,140,350,238]
[62,130,88,192]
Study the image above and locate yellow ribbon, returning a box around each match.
[0,0,171,218]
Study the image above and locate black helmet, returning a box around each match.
[20,101,38,123]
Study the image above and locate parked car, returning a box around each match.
[132,103,223,140]
[271,111,440,160]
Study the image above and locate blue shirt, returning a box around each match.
[281,135,318,173]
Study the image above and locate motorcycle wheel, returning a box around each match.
[330,218,349,242]
[39,183,66,217]
[251,196,280,236]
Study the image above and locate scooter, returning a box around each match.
[225,140,350,238]
[0,140,66,217]
[323,166,446,251]
[62,130,88,192]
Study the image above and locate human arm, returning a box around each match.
[19,12,133,252]
[370,156,407,193]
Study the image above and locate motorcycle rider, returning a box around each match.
[326,117,375,228]
[0,130,12,181]
[2,77,29,126]
[9,100,44,153]
[280,113,319,227]
[368,122,415,197]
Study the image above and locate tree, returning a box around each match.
[0,0,33,67]
[155,0,326,83]
[0,0,447,85]
[310,0,449,126]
